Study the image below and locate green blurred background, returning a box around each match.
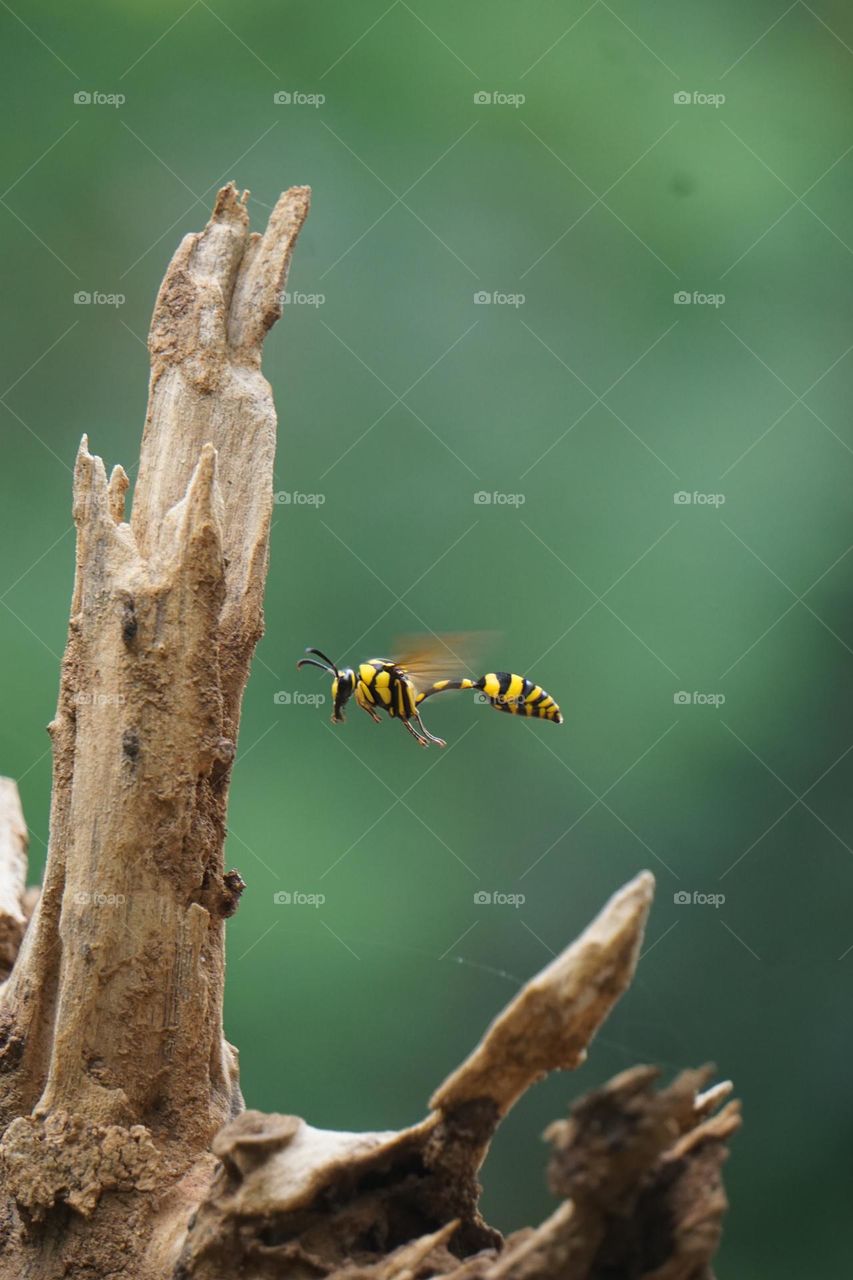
[2,1,852,1273]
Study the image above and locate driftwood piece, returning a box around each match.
[0,187,738,1280]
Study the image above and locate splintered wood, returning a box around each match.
[171,873,741,1280]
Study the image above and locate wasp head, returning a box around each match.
[331,668,356,723]
[296,648,355,724]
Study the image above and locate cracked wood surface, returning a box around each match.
[0,185,310,1248]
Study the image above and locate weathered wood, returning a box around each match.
[0,184,310,1272]
[169,874,740,1280]
[0,780,28,979]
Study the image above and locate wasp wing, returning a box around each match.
[391,632,496,683]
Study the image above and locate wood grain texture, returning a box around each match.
[0,184,309,1272]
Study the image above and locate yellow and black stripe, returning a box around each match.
[298,645,562,748]
[356,660,419,720]
[414,677,478,700]
[417,671,562,724]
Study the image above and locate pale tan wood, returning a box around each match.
[0,779,28,977]
[0,184,310,1271]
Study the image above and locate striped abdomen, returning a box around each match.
[416,672,562,723]
[477,672,562,722]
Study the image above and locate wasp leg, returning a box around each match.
[412,710,446,748]
[402,718,430,747]
[355,683,382,724]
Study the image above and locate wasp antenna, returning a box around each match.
[304,646,339,674]
[297,657,335,674]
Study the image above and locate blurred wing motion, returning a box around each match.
[391,631,496,685]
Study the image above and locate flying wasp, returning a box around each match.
[296,637,563,748]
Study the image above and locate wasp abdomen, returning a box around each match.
[416,671,562,723]
[478,672,563,723]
